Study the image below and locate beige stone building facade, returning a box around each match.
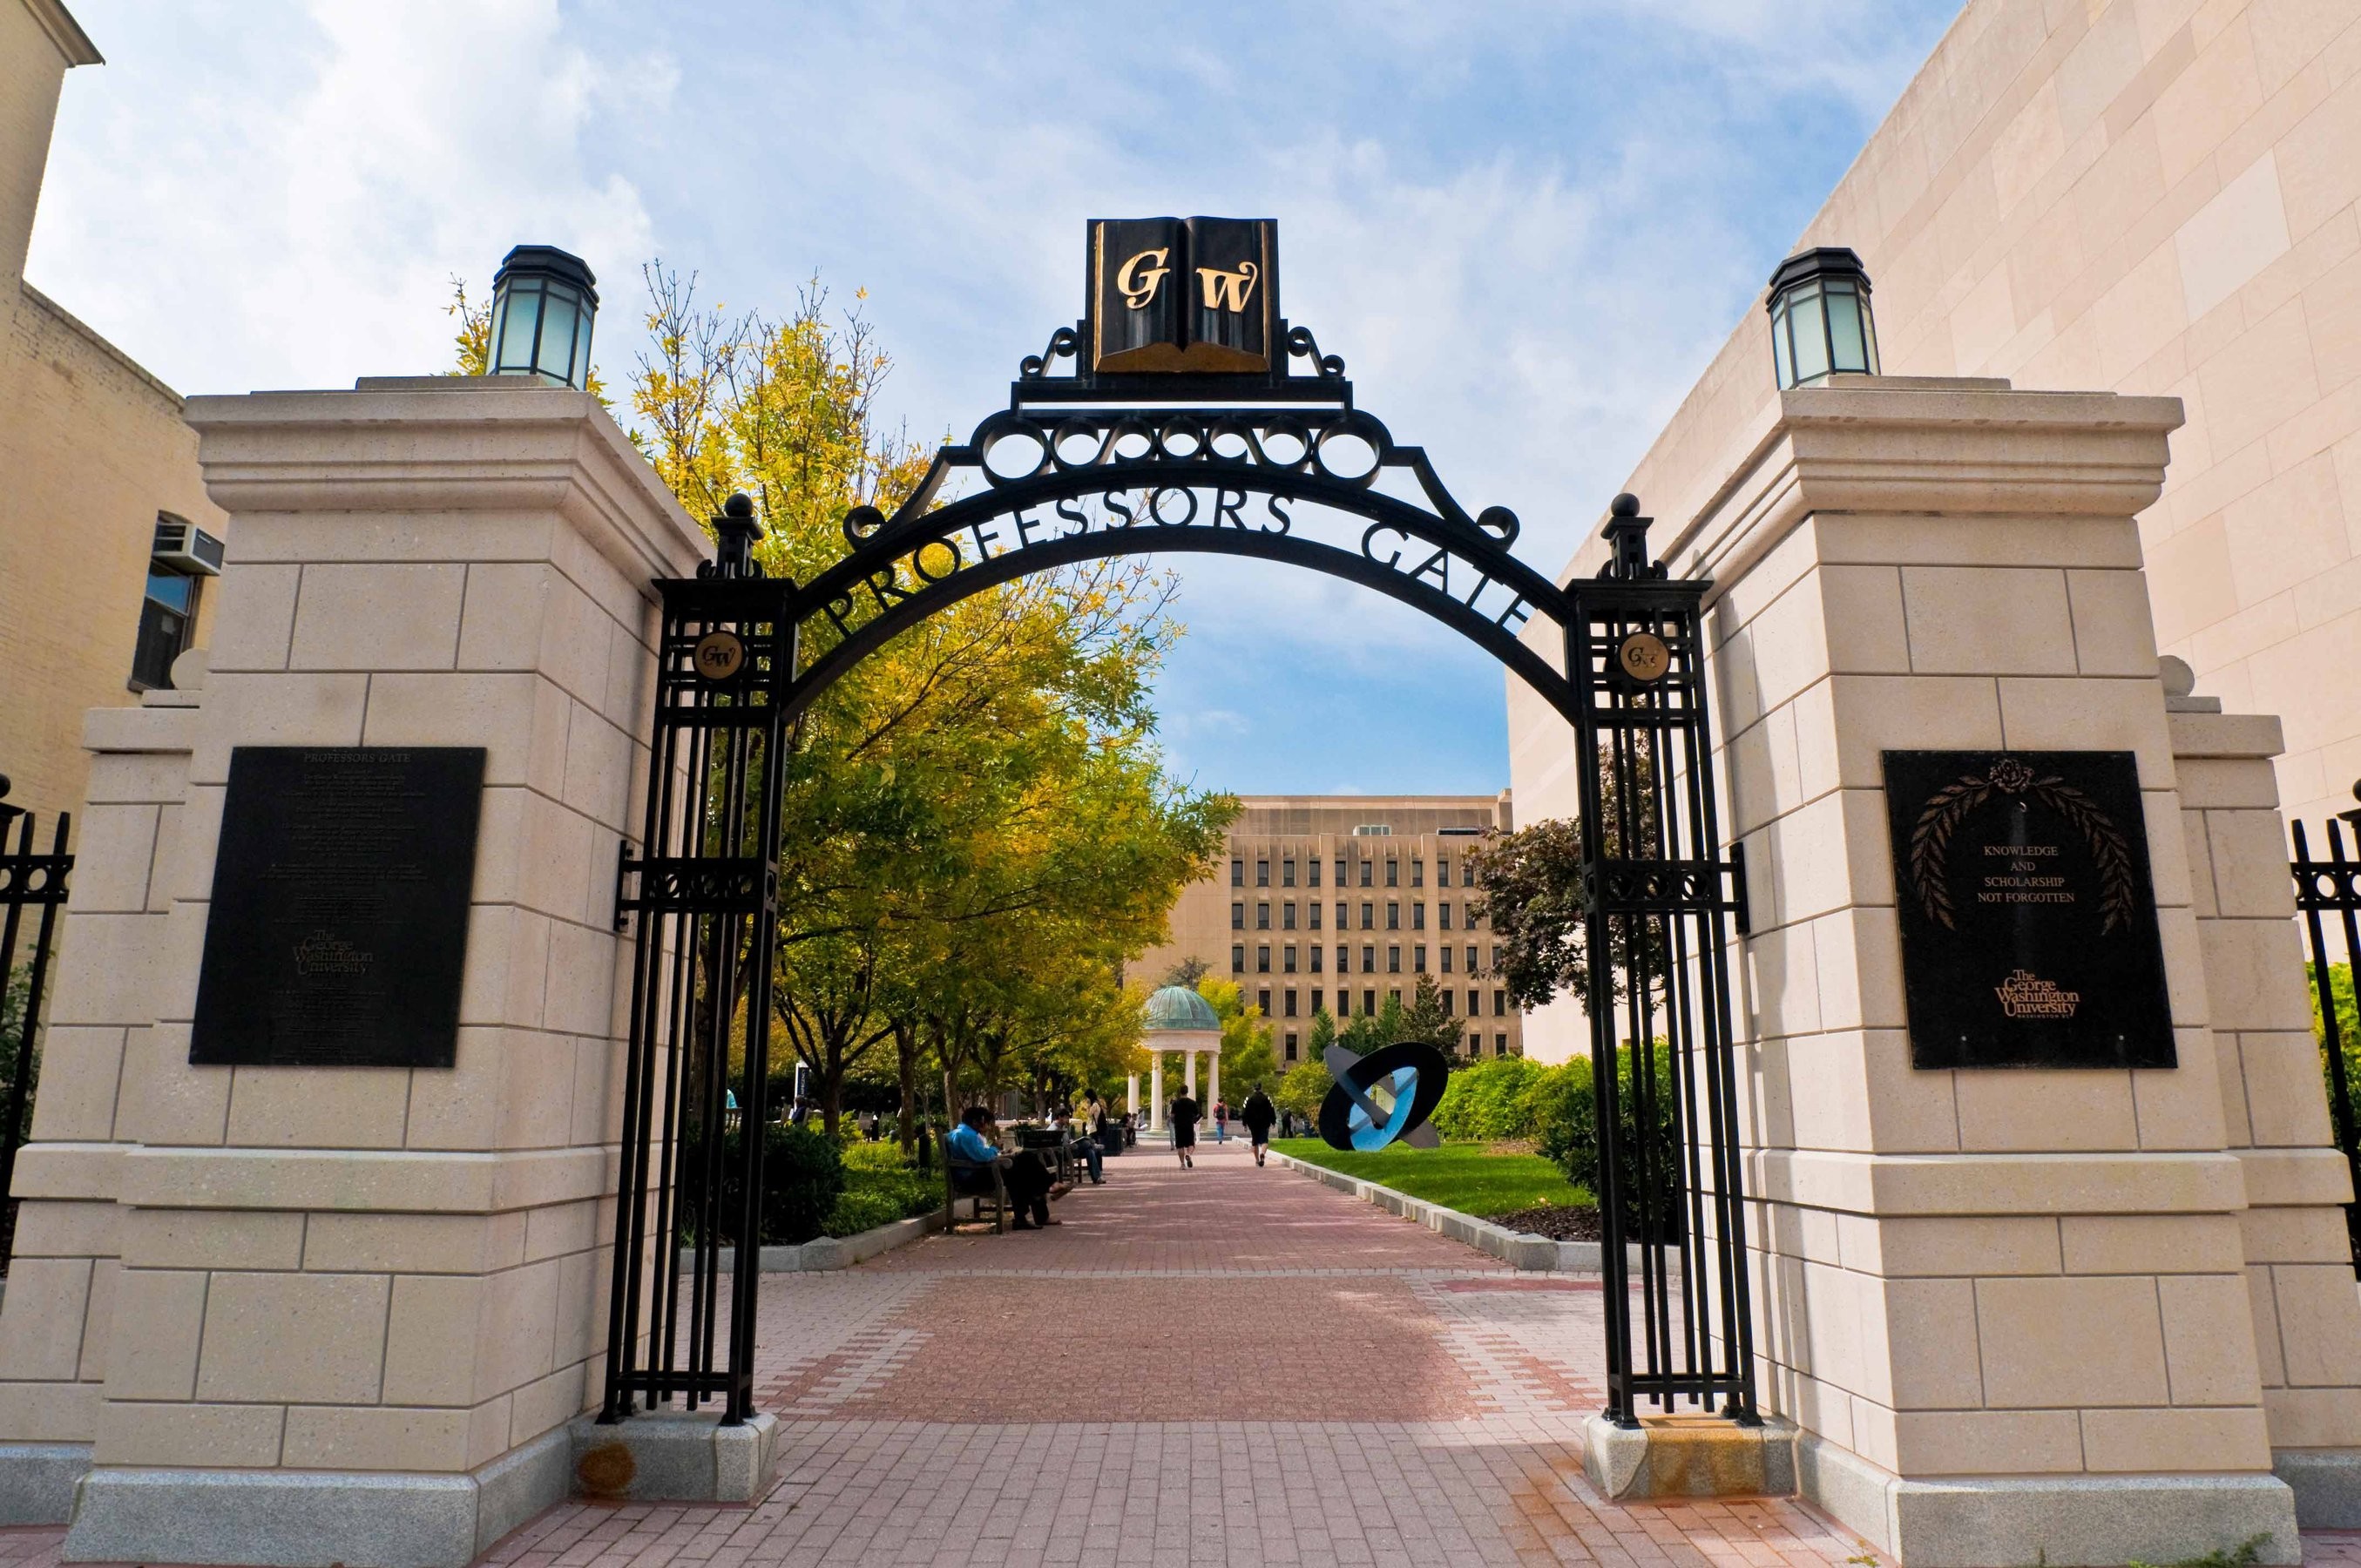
[0,0,227,828]
[1131,794,1526,1063]
[1513,0,2361,1063]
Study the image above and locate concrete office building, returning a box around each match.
[1131,794,1526,1063]
[0,0,227,828]
[1512,0,2361,1064]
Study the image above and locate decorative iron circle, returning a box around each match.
[1616,631,1670,684]
[693,631,747,683]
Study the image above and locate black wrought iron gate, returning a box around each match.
[1568,499,1757,1426]
[2288,817,2361,1276]
[0,778,71,1206]
[596,235,1760,1430]
[601,500,791,1424]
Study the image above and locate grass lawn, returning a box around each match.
[1269,1138,1591,1219]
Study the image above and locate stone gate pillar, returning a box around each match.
[1686,376,2355,1565]
[0,377,709,1566]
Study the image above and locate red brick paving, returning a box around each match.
[4,1139,2351,1565]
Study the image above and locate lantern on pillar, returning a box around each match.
[486,244,599,389]
[1765,246,1879,389]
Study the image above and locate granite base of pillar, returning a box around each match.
[0,1443,89,1524]
[2276,1448,2361,1529]
[567,1409,779,1504]
[1582,1413,1796,1499]
[60,1426,570,1568]
[1797,1433,2302,1566]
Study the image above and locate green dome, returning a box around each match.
[1142,984,1221,1032]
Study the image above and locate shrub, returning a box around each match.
[1272,1058,1332,1121]
[1553,1041,1681,1243]
[822,1139,939,1236]
[1431,1057,1545,1140]
[823,1187,907,1236]
[680,1119,844,1247]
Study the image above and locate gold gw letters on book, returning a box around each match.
[1196,260,1258,312]
[1116,248,1169,310]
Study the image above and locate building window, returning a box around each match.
[1443,990,1454,1015]
[1358,861,1372,888]
[1309,858,1322,888]
[1360,902,1374,930]
[1440,902,1452,930]
[1496,1033,1509,1057]
[1232,859,1244,887]
[1411,859,1424,887]
[1335,858,1347,886]
[1286,1031,1299,1062]
[1386,902,1400,930]
[1309,902,1323,931]
[1441,946,1453,974]
[1256,859,1269,887]
[1258,988,1271,1013]
[1256,902,1270,929]
[1362,944,1376,972]
[1284,990,1298,1017]
[1283,944,1297,973]
[1467,1031,1480,1056]
[1336,991,1350,1018]
[1282,902,1297,930]
[1387,945,1401,973]
[1282,858,1296,887]
[1466,945,1478,975]
[1385,859,1399,887]
[1231,944,1244,973]
[1390,987,1401,1006]
[1257,945,1271,973]
[1438,858,1451,888]
[1336,944,1349,973]
[132,548,208,693]
[1493,989,1506,1017]
[1468,989,1479,1016]
[1311,945,1323,973]
[1363,989,1377,1015]
[1411,903,1425,930]
[1413,944,1427,973]
[1232,902,1245,929]
[1489,944,1498,970]
[1336,901,1348,929]
[1311,988,1323,1015]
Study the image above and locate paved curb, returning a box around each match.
[681,1208,947,1275]
[1267,1149,1667,1274]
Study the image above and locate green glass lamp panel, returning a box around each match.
[1789,287,1830,384]
[1826,280,1870,374]
[1771,311,1794,389]
[495,283,544,374]
[538,293,579,384]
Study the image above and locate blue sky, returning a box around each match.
[30,0,1960,796]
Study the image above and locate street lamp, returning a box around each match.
[1766,246,1878,389]
[486,244,598,389]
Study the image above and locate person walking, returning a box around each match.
[1213,1098,1229,1145]
[1168,1090,1201,1169]
[1241,1085,1277,1167]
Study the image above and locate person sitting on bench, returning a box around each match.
[949,1106,1057,1229]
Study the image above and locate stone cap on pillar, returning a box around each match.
[183,376,712,587]
[1660,375,2185,596]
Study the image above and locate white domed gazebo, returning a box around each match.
[1135,984,1224,1132]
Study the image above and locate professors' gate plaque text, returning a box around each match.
[1881,750,2174,1070]
[191,747,484,1068]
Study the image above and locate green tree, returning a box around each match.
[1272,1058,1331,1122]
[1402,974,1460,1052]
[1303,1006,1336,1061]
[1195,977,1276,1098]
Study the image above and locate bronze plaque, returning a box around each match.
[1881,750,2175,1070]
[190,747,484,1068]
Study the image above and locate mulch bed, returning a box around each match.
[1488,1205,1602,1241]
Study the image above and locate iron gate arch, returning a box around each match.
[601,312,1759,1431]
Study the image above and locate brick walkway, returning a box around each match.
[5,1139,2355,1565]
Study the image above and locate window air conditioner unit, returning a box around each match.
[152,515,226,577]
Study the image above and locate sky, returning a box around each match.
[27,0,1961,798]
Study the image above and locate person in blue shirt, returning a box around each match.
[948,1107,1056,1228]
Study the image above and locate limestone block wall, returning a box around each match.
[0,691,196,1450]
[0,379,710,1519]
[1683,376,2310,1556]
[2172,706,2361,1468]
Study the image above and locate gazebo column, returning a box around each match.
[1185,1051,1196,1099]
[1208,1051,1220,1112]
[1150,1056,1164,1132]
[1126,1073,1138,1119]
